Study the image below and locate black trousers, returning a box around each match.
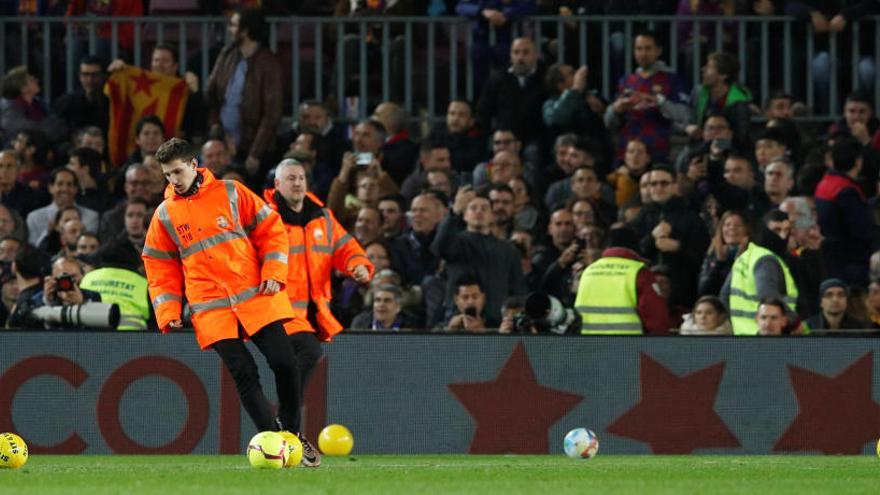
[289,332,324,395]
[213,321,301,432]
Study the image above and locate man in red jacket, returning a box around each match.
[264,157,374,466]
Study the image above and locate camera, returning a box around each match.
[56,274,76,292]
[355,152,373,166]
[512,293,579,335]
[572,237,587,251]
[31,302,121,330]
[464,306,478,318]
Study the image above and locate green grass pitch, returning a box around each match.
[1,455,877,494]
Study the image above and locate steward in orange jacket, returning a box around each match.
[143,168,293,348]
[266,159,375,343]
[141,139,313,457]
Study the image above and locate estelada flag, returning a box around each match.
[105,66,189,166]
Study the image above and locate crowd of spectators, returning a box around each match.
[1,3,880,335]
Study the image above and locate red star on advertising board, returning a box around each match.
[774,352,880,454]
[130,70,158,97]
[606,353,740,454]
[448,341,582,454]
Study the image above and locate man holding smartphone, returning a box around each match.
[443,275,489,332]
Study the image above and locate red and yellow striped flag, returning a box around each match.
[105,66,189,166]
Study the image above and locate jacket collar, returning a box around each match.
[263,188,324,208]
[164,167,216,201]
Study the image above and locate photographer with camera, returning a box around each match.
[42,257,100,308]
[7,250,111,329]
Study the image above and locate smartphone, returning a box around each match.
[712,138,732,152]
[464,307,478,318]
[355,152,373,166]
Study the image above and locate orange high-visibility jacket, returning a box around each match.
[264,189,374,342]
[143,169,294,349]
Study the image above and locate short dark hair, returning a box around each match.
[831,136,863,172]
[14,243,48,279]
[126,197,151,210]
[845,91,874,111]
[634,29,662,47]
[487,183,514,198]
[238,7,269,44]
[135,115,165,136]
[1,66,28,99]
[50,167,80,190]
[755,127,789,148]
[53,205,81,226]
[448,98,474,114]
[650,164,677,180]
[765,90,793,109]
[758,297,787,315]
[378,193,406,213]
[69,147,103,177]
[420,136,449,155]
[152,43,179,63]
[726,152,755,168]
[156,138,197,164]
[454,273,482,293]
[708,52,740,83]
[79,55,104,67]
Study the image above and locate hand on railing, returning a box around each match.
[810,11,830,33]
[829,14,847,33]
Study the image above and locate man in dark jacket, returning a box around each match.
[428,99,488,174]
[627,165,710,308]
[432,186,527,326]
[476,37,548,159]
[52,56,109,134]
[206,7,282,178]
[814,136,879,287]
[806,278,868,332]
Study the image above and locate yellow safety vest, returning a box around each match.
[575,256,644,335]
[80,267,150,331]
[728,242,798,335]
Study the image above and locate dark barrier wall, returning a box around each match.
[2,333,879,455]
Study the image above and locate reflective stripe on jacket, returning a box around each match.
[729,242,798,335]
[80,267,150,331]
[264,190,374,342]
[143,168,293,349]
[575,256,644,335]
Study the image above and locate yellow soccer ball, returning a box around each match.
[246,431,288,469]
[278,431,303,467]
[318,424,354,456]
[0,432,28,469]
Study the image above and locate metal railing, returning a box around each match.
[0,15,876,123]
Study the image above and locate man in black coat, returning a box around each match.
[627,165,710,308]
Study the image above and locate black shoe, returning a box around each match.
[297,432,321,467]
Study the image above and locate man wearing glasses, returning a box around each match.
[627,165,710,311]
[53,55,109,133]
